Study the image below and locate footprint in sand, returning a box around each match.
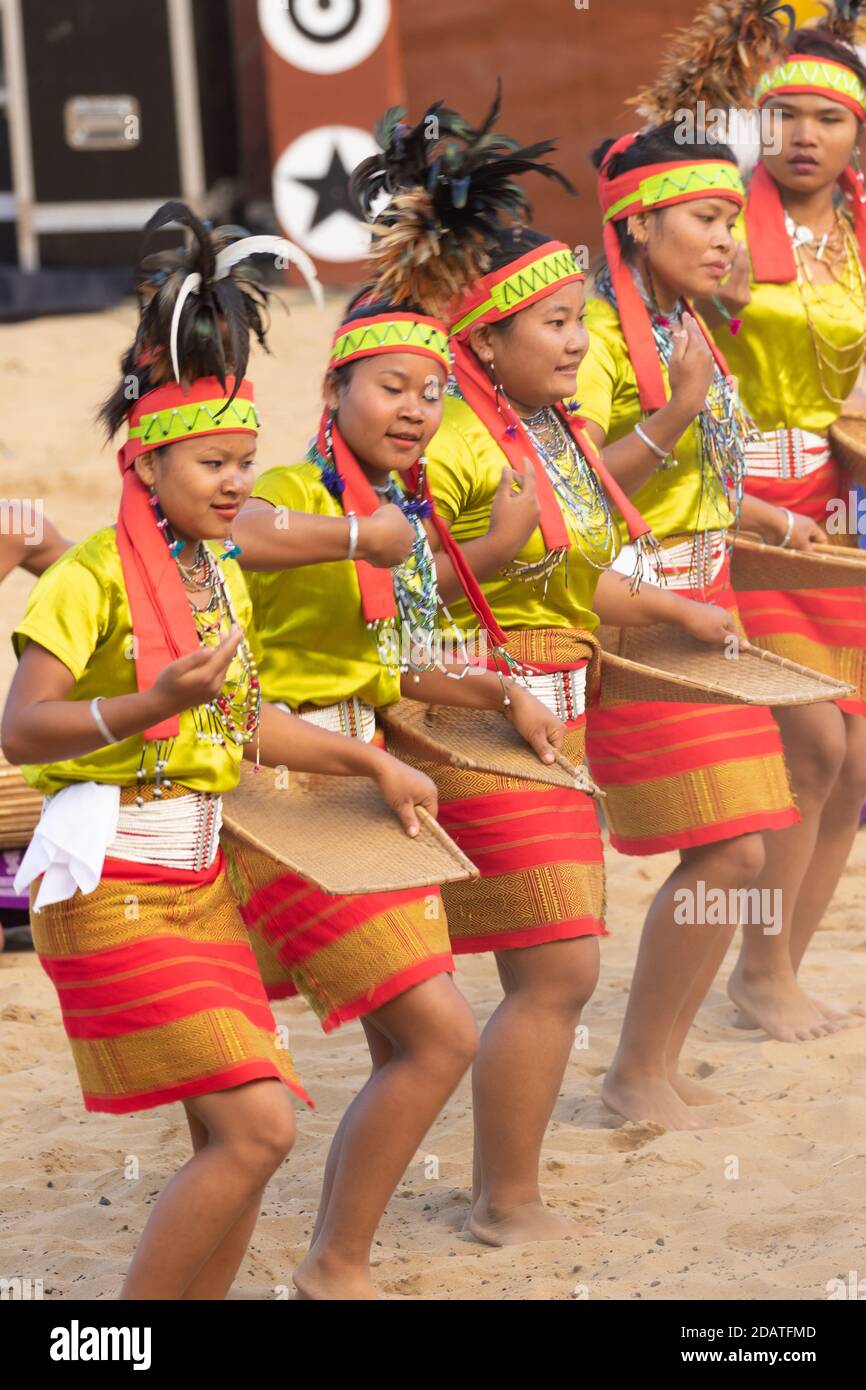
[609,1121,667,1152]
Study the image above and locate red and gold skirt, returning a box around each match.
[399,629,606,954]
[225,839,453,1032]
[30,849,312,1114]
[738,450,866,717]
[586,552,799,857]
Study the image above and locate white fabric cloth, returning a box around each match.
[14,782,120,911]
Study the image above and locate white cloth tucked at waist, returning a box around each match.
[519,666,587,721]
[275,696,377,742]
[744,427,831,480]
[14,783,222,911]
[611,530,727,592]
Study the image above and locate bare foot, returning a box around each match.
[669,1072,728,1106]
[465,1199,588,1246]
[602,1069,701,1130]
[293,1251,378,1301]
[728,968,842,1043]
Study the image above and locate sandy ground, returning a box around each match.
[1,301,865,1301]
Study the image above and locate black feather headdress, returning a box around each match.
[349,85,575,315]
[818,0,866,40]
[100,201,321,436]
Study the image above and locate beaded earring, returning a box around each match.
[149,487,184,557]
[319,409,345,499]
[490,363,519,439]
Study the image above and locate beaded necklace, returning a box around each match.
[788,209,866,407]
[518,406,619,573]
[311,442,474,681]
[444,378,619,597]
[135,502,262,801]
[595,264,758,586]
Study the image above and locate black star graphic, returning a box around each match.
[294,146,356,231]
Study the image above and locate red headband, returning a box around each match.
[597,134,740,411]
[449,240,584,339]
[116,376,258,739]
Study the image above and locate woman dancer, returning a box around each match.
[707,5,866,1037]
[577,108,804,1128]
[227,104,567,1291]
[355,101,715,1232]
[0,203,440,1300]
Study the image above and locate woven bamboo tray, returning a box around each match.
[830,412,866,488]
[0,752,42,850]
[597,624,853,707]
[379,700,583,788]
[731,533,866,590]
[222,760,478,895]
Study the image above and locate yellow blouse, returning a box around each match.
[714,211,866,433]
[245,462,401,710]
[577,294,733,541]
[424,392,618,635]
[12,526,257,795]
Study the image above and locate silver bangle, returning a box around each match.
[778,507,795,550]
[634,422,674,469]
[346,511,360,562]
[90,696,120,746]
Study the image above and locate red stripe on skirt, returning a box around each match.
[587,704,788,785]
[741,456,866,715]
[586,556,799,853]
[241,877,438,967]
[433,709,607,953]
[87,1061,307,1115]
[609,806,799,857]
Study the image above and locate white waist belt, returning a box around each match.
[744,427,831,480]
[520,666,587,721]
[106,793,222,873]
[659,529,728,590]
[612,530,727,591]
[277,696,377,742]
[14,783,222,911]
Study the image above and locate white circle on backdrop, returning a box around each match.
[272,125,376,261]
[258,0,390,74]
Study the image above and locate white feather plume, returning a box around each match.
[214,235,324,308]
[170,271,202,383]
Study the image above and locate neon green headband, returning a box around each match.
[756,55,866,119]
[127,395,261,450]
[602,162,745,225]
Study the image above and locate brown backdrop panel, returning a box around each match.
[396,0,703,259]
[258,0,405,286]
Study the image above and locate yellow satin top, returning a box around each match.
[423,392,619,634]
[11,526,257,795]
[577,294,733,541]
[245,462,401,710]
[714,211,866,433]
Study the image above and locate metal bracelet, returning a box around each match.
[346,511,360,562]
[90,696,120,746]
[778,507,795,550]
[634,422,674,469]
